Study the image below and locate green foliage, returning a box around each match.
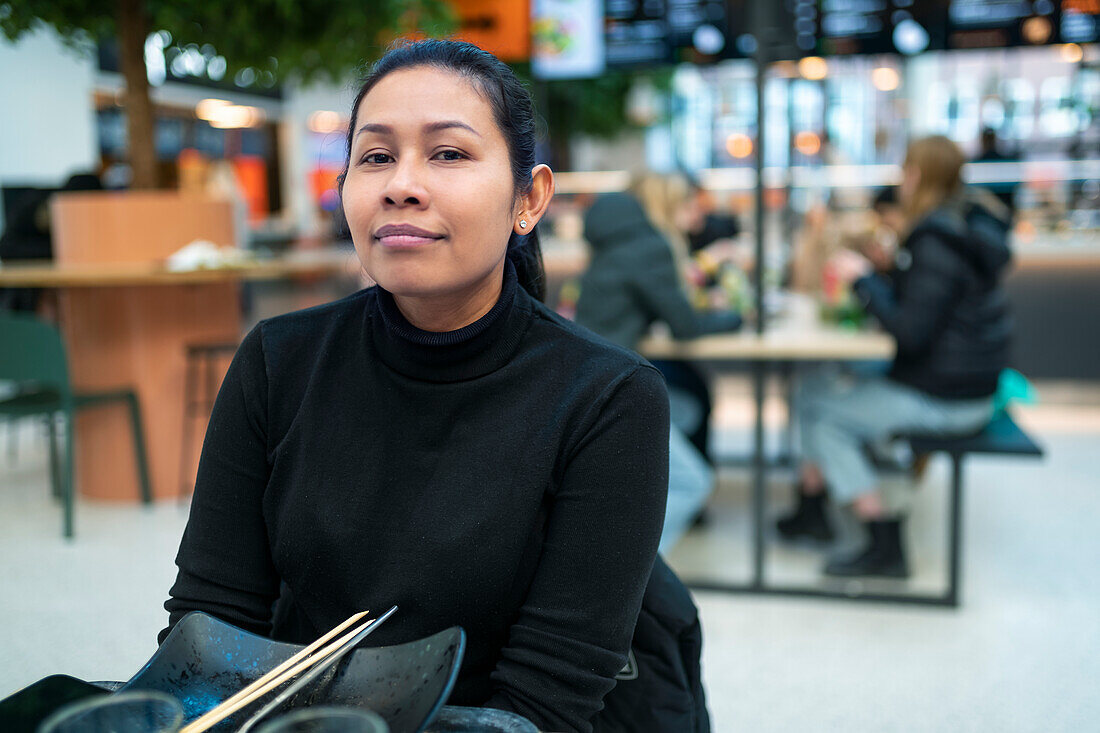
[1,1,114,50]
[0,0,458,82]
[514,64,672,142]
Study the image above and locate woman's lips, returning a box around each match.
[378,234,439,247]
[374,224,444,249]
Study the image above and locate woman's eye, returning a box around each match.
[435,149,466,161]
[361,152,392,165]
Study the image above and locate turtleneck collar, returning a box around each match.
[369,259,532,382]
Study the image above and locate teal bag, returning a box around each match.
[993,368,1038,415]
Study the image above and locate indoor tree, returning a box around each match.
[0,0,455,188]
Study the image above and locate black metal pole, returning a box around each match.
[750,49,768,589]
[754,53,766,337]
[752,360,766,589]
[948,454,964,607]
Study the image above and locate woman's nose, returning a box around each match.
[382,160,429,207]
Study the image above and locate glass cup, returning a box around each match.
[254,706,389,733]
[38,690,184,733]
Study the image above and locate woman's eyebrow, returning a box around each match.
[355,120,481,139]
[423,120,481,137]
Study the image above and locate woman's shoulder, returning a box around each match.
[525,295,658,376]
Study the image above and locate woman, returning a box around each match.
[778,135,1012,577]
[161,41,669,733]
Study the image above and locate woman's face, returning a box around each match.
[342,66,519,301]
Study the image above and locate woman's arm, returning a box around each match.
[485,364,670,732]
[630,240,705,340]
[159,326,281,643]
[854,235,967,355]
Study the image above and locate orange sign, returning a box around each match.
[1063,0,1100,12]
[232,156,269,222]
[449,0,531,61]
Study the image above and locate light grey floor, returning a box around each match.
[1,388,1098,731]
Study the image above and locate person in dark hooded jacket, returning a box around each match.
[576,190,740,351]
[777,136,1012,577]
[576,188,740,551]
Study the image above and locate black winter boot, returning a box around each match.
[824,518,909,578]
[775,488,835,542]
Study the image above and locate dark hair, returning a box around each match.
[872,186,899,211]
[339,39,546,301]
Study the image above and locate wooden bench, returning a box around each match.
[903,410,1043,607]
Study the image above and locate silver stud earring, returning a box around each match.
[519,220,528,229]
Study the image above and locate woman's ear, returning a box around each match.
[513,165,555,235]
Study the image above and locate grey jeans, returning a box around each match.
[798,367,994,504]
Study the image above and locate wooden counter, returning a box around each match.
[26,192,356,502]
[0,250,360,288]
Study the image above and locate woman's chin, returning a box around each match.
[368,258,503,301]
[370,270,454,299]
[366,261,440,294]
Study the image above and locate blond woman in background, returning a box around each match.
[777,136,1013,578]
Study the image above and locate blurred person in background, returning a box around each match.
[684,178,740,255]
[859,186,905,273]
[576,174,741,551]
[586,172,742,465]
[974,127,1018,216]
[790,187,902,301]
[777,135,1012,578]
[0,171,102,314]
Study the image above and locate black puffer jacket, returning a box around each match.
[854,191,1013,399]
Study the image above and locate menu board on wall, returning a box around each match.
[603,0,732,68]
[604,0,674,67]
[813,0,948,56]
[666,0,730,57]
[1059,0,1100,43]
[946,0,1100,47]
[947,0,1058,48]
[539,0,1095,76]
[804,0,1097,56]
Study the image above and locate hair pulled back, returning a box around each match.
[903,135,965,225]
[340,39,546,301]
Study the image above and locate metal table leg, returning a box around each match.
[751,359,767,589]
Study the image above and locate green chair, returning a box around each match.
[0,312,152,537]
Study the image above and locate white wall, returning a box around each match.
[0,29,368,238]
[0,26,99,229]
[571,131,648,173]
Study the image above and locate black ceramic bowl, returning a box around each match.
[118,612,464,733]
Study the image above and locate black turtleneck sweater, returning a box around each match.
[161,263,669,733]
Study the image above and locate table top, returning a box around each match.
[0,248,361,288]
[638,324,894,361]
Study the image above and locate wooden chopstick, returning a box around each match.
[179,610,371,733]
[235,606,399,733]
[184,609,368,726]
[181,615,378,731]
